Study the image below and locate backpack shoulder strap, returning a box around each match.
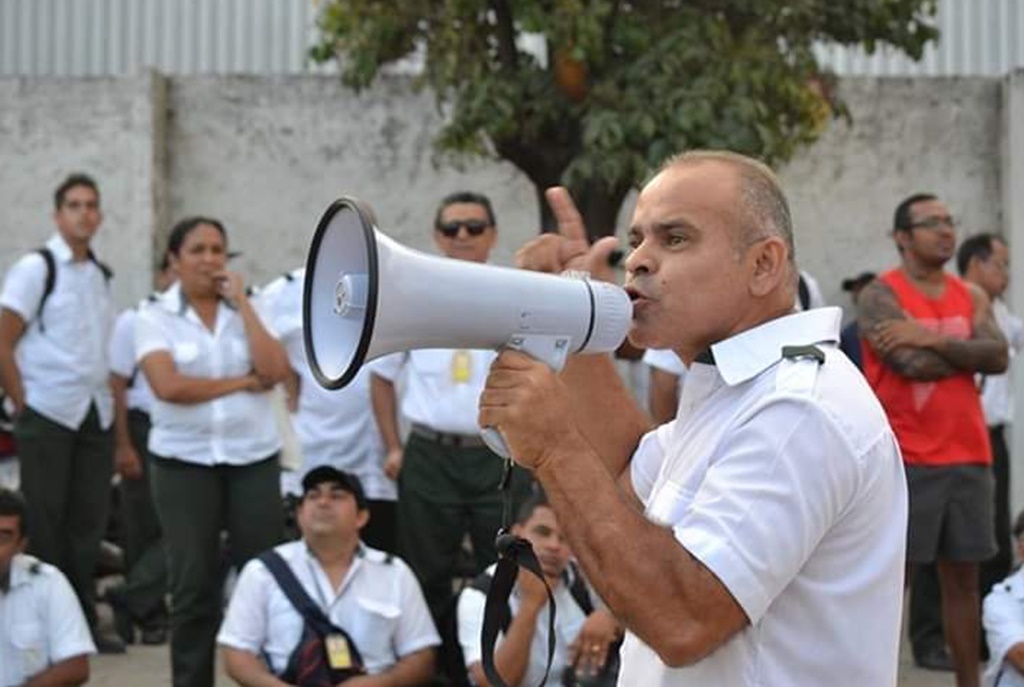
[258,550,333,632]
[34,248,56,332]
[86,249,113,282]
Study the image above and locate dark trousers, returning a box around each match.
[151,454,283,687]
[117,410,168,627]
[15,404,113,627]
[397,433,534,623]
[910,425,1012,658]
[362,498,397,555]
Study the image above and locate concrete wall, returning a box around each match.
[0,73,167,307]
[0,73,1006,312]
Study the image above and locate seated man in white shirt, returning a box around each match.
[0,488,95,687]
[217,466,439,686]
[983,510,1024,686]
[457,491,621,687]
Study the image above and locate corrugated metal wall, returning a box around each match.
[1,0,1022,78]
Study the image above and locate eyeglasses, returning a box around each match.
[906,216,957,231]
[437,219,490,238]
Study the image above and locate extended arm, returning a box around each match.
[109,373,142,479]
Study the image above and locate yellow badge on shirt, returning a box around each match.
[325,634,353,669]
[450,349,472,384]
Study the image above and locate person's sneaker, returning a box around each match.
[914,646,953,672]
[91,628,127,655]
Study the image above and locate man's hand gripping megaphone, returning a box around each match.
[478,187,623,472]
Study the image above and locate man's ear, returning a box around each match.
[355,508,370,531]
[748,237,789,298]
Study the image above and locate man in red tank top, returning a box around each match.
[859,193,1008,687]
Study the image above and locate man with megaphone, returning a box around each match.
[478,150,908,686]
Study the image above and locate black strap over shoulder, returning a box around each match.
[480,530,557,687]
[259,551,337,635]
[33,247,112,333]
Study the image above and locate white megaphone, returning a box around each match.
[303,197,632,459]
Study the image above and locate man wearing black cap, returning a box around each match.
[839,271,876,370]
[217,466,440,686]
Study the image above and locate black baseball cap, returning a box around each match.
[301,466,367,510]
[841,271,876,292]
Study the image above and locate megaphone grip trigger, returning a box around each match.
[481,426,511,459]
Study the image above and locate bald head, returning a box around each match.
[659,151,795,263]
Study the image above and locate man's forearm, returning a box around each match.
[23,655,89,687]
[0,350,25,410]
[372,647,435,686]
[222,648,292,687]
[930,336,1008,374]
[884,347,958,381]
[535,436,745,667]
[370,376,403,452]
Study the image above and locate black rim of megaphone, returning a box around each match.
[302,197,380,390]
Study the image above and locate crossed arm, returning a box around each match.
[857,279,1008,380]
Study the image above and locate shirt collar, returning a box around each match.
[158,281,234,319]
[45,233,75,263]
[709,306,843,386]
[6,554,40,591]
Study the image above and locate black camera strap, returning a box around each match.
[481,460,557,687]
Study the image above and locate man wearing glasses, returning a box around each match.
[858,193,1009,687]
[370,192,533,630]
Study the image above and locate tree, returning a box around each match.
[311,1,938,238]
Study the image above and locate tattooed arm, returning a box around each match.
[929,283,1008,374]
[856,279,957,381]
[858,280,1008,378]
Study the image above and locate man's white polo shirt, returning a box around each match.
[0,233,113,430]
[0,554,95,687]
[372,349,497,436]
[134,282,280,465]
[256,270,393,500]
[109,305,156,414]
[217,540,440,675]
[457,564,589,687]
[623,307,907,686]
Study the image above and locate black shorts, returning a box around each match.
[905,463,997,564]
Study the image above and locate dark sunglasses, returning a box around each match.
[437,219,490,237]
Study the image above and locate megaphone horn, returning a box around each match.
[303,197,633,455]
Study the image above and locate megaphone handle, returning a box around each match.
[481,427,512,459]
[480,334,572,461]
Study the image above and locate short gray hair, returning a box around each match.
[660,150,795,262]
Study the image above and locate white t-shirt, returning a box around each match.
[457,564,590,687]
[0,554,96,687]
[0,233,113,430]
[134,282,281,466]
[981,298,1024,426]
[217,540,439,676]
[623,307,907,686]
[371,348,497,436]
[109,305,156,414]
[256,270,393,500]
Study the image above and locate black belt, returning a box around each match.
[409,423,488,449]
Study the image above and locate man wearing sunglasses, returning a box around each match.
[370,192,533,634]
[859,193,1008,687]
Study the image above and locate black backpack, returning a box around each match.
[439,562,617,687]
[258,550,367,686]
[32,247,113,333]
